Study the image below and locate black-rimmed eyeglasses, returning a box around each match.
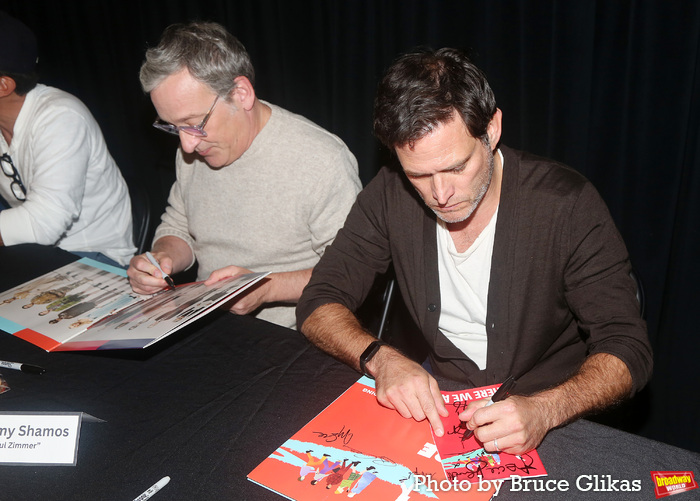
[0,153,27,201]
[152,95,219,137]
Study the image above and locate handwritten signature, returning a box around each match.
[446,453,539,480]
[451,400,470,413]
[312,425,354,446]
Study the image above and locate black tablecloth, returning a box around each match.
[0,244,79,290]
[1,245,699,500]
[1,311,362,500]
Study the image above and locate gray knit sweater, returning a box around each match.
[154,101,361,328]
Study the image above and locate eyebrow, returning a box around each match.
[159,103,212,125]
[403,155,472,178]
[158,112,200,126]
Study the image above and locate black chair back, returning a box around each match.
[128,181,151,255]
[630,268,646,319]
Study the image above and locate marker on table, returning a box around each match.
[145,252,175,289]
[0,360,46,374]
[461,375,516,441]
[133,476,170,501]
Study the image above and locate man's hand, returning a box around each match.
[127,251,174,295]
[458,353,634,454]
[368,347,449,436]
[301,304,449,435]
[459,395,551,454]
[128,236,194,294]
[204,265,269,315]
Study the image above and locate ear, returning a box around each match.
[229,76,256,111]
[0,76,17,97]
[486,108,503,149]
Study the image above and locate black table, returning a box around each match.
[1,245,699,500]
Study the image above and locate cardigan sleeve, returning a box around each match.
[563,182,653,394]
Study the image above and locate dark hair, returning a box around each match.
[140,21,254,99]
[0,71,38,95]
[373,48,496,148]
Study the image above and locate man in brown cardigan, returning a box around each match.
[297,48,652,455]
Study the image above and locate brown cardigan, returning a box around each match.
[297,145,653,396]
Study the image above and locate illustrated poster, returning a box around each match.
[433,385,547,484]
[248,377,497,500]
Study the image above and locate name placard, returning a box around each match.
[0,412,82,465]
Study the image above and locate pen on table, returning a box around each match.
[145,252,175,289]
[0,360,46,375]
[133,476,170,501]
[461,375,516,441]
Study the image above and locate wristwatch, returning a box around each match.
[359,340,385,379]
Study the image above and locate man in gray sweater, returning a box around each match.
[127,22,360,329]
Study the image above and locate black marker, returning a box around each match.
[0,360,46,374]
[461,375,516,441]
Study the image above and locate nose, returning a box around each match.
[431,174,454,205]
[179,131,203,153]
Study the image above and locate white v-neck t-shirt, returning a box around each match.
[436,150,502,370]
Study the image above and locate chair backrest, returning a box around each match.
[630,268,646,319]
[368,272,430,362]
[128,181,151,255]
[377,277,396,340]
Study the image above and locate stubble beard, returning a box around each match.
[430,144,495,224]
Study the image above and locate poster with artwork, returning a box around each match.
[433,385,547,484]
[0,258,268,351]
[248,377,498,500]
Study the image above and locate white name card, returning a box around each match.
[0,412,82,465]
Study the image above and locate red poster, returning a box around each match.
[433,386,547,484]
[248,377,498,500]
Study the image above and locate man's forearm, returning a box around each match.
[151,235,194,275]
[462,352,635,454]
[530,352,633,431]
[300,303,378,371]
[265,268,313,304]
[302,302,450,435]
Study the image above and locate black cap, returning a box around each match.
[0,11,38,74]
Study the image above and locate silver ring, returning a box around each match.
[493,438,499,451]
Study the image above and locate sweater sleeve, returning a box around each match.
[152,149,196,269]
[306,145,361,256]
[563,182,653,394]
[297,167,394,328]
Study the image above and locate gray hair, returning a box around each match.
[139,21,255,98]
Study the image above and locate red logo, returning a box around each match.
[651,471,698,498]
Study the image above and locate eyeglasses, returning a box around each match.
[152,95,219,137]
[0,153,27,201]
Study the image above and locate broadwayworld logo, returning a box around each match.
[650,471,698,498]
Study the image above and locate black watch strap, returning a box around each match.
[359,340,385,379]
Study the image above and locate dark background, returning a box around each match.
[4,1,699,453]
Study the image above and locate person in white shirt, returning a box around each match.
[0,11,135,267]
